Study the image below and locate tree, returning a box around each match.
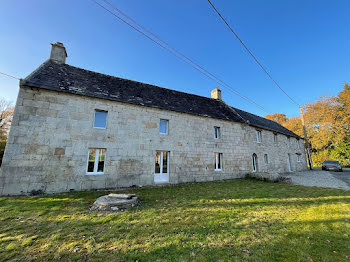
[0,98,14,166]
[264,83,350,167]
[0,98,14,139]
[264,113,288,125]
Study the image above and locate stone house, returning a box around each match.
[0,43,307,195]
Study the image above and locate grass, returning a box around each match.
[0,179,349,261]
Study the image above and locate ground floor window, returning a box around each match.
[155,151,169,174]
[87,148,106,174]
[252,153,258,172]
[214,153,222,171]
[154,151,169,183]
[264,154,268,164]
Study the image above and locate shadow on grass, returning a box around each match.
[0,179,349,261]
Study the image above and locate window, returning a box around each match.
[214,126,221,139]
[214,153,223,171]
[87,148,106,174]
[93,110,107,128]
[274,134,278,144]
[296,154,301,162]
[288,137,291,147]
[159,119,168,134]
[297,139,301,150]
[264,154,268,164]
[256,130,262,143]
[155,151,169,174]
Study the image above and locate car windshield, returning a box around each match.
[324,161,339,164]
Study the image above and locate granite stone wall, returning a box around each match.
[0,86,307,195]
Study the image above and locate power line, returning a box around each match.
[91,0,268,113]
[207,0,300,107]
[0,72,20,80]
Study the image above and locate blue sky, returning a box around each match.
[0,0,349,117]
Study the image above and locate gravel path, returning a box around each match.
[282,170,350,190]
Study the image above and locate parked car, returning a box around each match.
[322,161,343,171]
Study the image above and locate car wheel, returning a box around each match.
[322,167,325,170]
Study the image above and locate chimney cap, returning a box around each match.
[211,87,222,100]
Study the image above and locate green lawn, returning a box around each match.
[0,180,349,262]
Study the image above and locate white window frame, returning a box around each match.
[214,126,221,139]
[154,151,169,175]
[159,119,169,135]
[264,154,268,164]
[296,154,301,162]
[86,148,106,175]
[93,110,108,129]
[256,130,262,144]
[214,152,223,171]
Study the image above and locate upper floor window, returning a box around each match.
[214,152,223,171]
[93,110,107,129]
[214,126,221,139]
[264,154,268,164]
[274,134,278,144]
[296,154,301,162]
[256,130,262,143]
[297,139,301,150]
[159,119,169,134]
[87,148,106,174]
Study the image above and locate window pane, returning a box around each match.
[162,151,168,173]
[160,120,168,134]
[87,149,96,172]
[97,149,105,172]
[94,111,107,128]
[155,152,161,173]
[218,153,222,169]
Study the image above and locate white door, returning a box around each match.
[154,151,169,183]
[252,154,258,172]
[287,153,292,172]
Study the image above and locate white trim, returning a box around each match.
[252,154,258,172]
[93,110,108,129]
[154,151,169,183]
[214,126,221,139]
[256,130,262,143]
[264,154,268,164]
[159,119,169,135]
[86,148,106,175]
[214,152,222,171]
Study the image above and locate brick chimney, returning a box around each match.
[211,88,222,100]
[50,42,67,64]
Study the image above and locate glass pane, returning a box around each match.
[218,153,222,169]
[97,149,105,172]
[94,111,107,128]
[160,120,168,134]
[87,149,96,172]
[162,151,168,173]
[155,152,161,173]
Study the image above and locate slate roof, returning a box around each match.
[22,60,300,138]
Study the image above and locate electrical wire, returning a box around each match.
[0,72,20,80]
[91,0,268,113]
[207,0,300,106]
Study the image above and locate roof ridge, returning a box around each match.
[60,61,221,103]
